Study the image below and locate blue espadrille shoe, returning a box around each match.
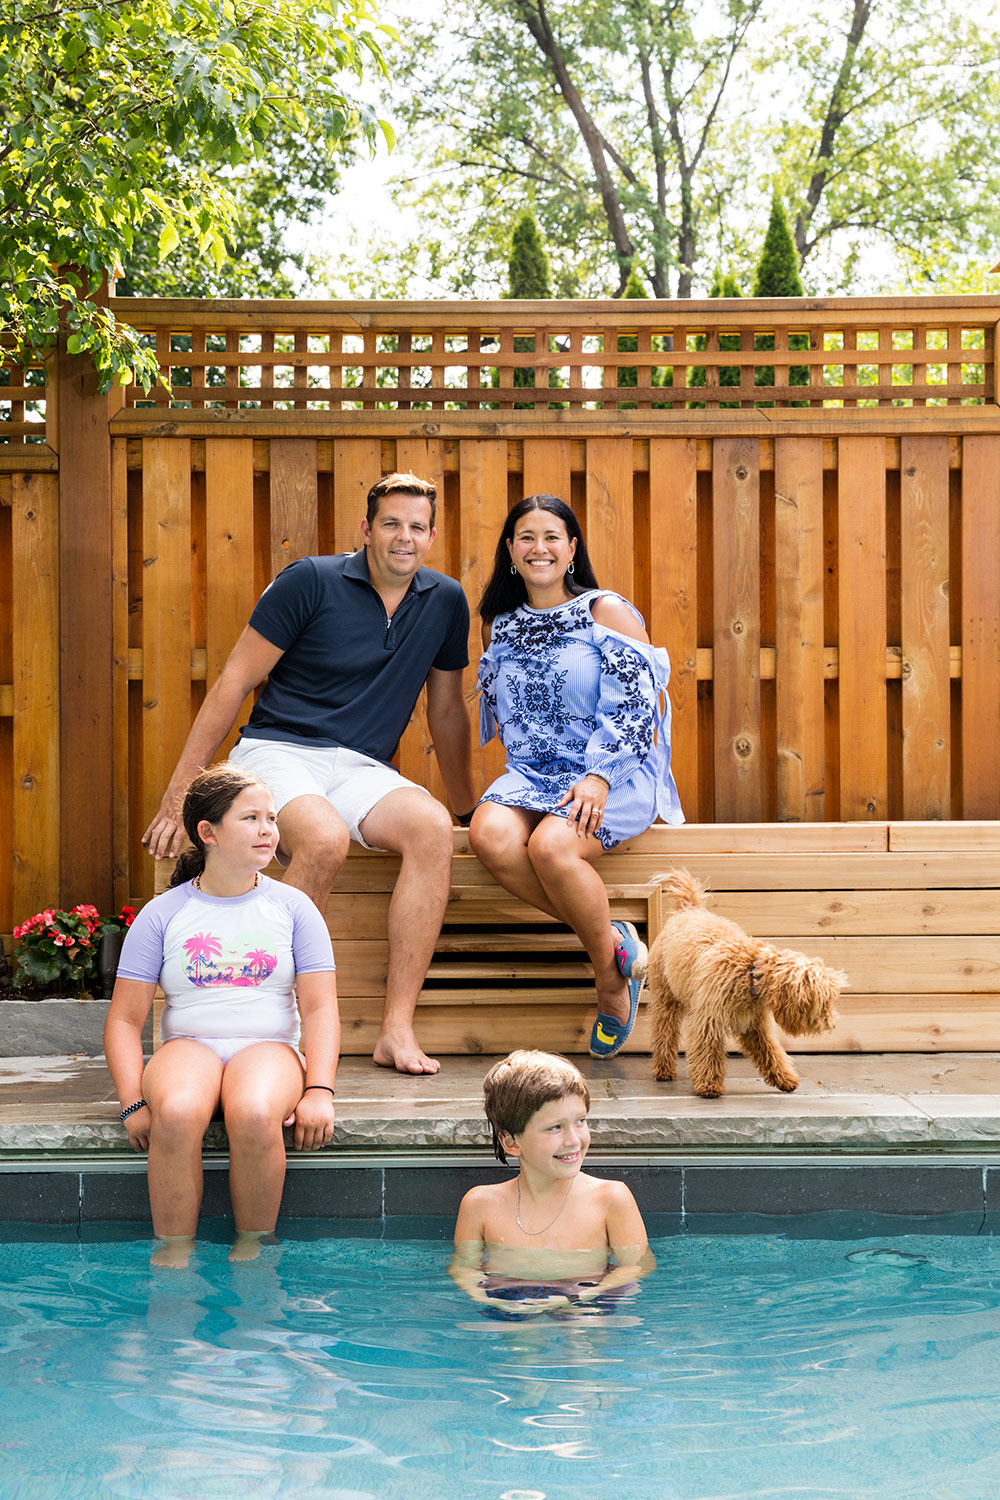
[589,922,648,1058]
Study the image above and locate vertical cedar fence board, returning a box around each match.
[1,295,1000,935]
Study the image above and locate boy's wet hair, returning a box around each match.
[483,1050,590,1165]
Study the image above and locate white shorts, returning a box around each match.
[229,736,428,850]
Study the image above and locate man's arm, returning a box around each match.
[142,625,285,859]
[425,666,477,819]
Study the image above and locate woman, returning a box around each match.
[471,495,683,1059]
[104,765,339,1265]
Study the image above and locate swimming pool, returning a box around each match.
[2,1218,999,1500]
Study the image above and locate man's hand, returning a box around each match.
[426,667,477,816]
[140,625,284,862]
[142,788,188,861]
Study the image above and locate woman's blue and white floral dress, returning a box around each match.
[477,590,684,849]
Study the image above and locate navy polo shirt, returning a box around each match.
[241,551,470,763]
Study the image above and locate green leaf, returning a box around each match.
[158,221,181,258]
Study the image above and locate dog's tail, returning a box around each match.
[653,867,707,911]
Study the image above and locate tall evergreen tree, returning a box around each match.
[754,198,804,296]
[508,211,552,298]
[753,197,807,400]
[505,211,552,401]
[617,265,647,399]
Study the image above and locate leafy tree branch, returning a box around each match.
[0,0,394,391]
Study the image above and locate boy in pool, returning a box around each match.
[450,1050,654,1313]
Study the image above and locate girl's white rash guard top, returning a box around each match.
[117,877,335,1047]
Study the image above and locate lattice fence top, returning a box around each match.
[3,295,997,443]
[0,356,47,444]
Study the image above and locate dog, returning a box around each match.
[645,869,845,1098]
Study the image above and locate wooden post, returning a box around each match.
[774,436,825,821]
[961,435,1000,817]
[837,435,888,819]
[12,473,61,921]
[53,278,120,910]
[649,436,699,820]
[712,436,762,821]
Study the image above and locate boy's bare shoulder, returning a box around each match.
[456,1178,511,1227]
[459,1181,501,1209]
[604,1177,639,1206]
[579,1172,633,1202]
[580,1173,642,1225]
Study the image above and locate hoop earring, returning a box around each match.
[510,565,516,575]
[567,562,575,574]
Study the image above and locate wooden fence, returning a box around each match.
[2,295,1000,934]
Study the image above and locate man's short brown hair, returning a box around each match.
[483,1050,590,1164]
[366,471,437,528]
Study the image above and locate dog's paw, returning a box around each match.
[694,1086,725,1099]
[651,1068,675,1082]
[774,1076,799,1092]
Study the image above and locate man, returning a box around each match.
[143,472,477,1075]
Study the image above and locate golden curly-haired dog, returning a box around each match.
[646,869,845,1098]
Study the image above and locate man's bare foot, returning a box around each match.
[151,1235,195,1269]
[373,1026,441,1075]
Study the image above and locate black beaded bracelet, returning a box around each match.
[302,1084,335,1096]
[120,1098,147,1123]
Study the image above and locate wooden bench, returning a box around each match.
[327,821,1000,1055]
[155,821,1000,1055]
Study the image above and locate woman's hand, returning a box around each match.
[124,1104,151,1153]
[285,1090,335,1152]
[558,773,609,837]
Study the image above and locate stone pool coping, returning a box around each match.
[6,1052,1000,1222]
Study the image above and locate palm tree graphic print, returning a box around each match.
[182,931,276,987]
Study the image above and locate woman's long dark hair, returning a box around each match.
[478,495,600,623]
[169,764,271,888]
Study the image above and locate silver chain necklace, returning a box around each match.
[516,1175,575,1235]
[194,871,260,893]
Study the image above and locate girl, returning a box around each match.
[104,765,338,1264]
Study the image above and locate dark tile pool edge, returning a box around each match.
[4,1157,1000,1225]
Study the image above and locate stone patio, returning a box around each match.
[4,1050,1000,1159]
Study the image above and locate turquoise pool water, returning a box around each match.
[2,1218,999,1500]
